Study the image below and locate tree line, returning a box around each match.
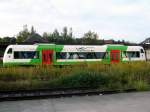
[0,25,127,45]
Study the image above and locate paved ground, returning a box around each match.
[0,92,150,112]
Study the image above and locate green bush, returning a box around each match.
[55,71,108,88]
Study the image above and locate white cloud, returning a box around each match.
[0,0,149,42]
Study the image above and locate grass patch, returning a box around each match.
[0,62,150,91]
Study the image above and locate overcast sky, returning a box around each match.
[0,0,150,43]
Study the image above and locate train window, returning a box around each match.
[7,48,12,54]
[141,49,144,53]
[56,52,67,59]
[127,52,132,58]
[85,53,95,59]
[56,52,106,59]
[95,52,107,59]
[78,53,86,59]
[68,53,79,59]
[14,51,39,59]
[126,52,140,58]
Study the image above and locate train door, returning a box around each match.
[110,50,120,63]
[42,50,53,65]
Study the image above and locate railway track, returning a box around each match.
[0,88,136,101]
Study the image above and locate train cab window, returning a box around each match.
[140,49,144,53]
[7,48,12,54]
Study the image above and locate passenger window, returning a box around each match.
[56,52,67,59]
[56,52,107,60]
[86,53,96,59]
[7,48,12,54]
[14,51,39,59]
[126,51,140,58]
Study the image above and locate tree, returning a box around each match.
[83,31,98,40]
[53,29,60,39]
[69,27,73,38]
[43,29,60,43]
[62,27,68,40]
[10,37,16,43]
[31,26,36,34]
[0,37,16,43]
[43,32,49,40]
[60,27,75,44]
[82,31,99,44]
[16,25,30,42]
[0,38,2,43]
[2,37,12,43]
